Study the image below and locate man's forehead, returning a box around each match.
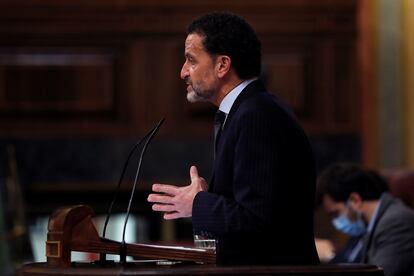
[185,33,205,52]
[323,194,336,204]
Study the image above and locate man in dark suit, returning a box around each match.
[318,164,414,276]
[148,12,319,266]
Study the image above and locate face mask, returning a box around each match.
[332,211,366,237]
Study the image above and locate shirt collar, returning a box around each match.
[367,193,385,232]
[218,78,257,114]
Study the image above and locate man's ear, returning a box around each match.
[215,55,231,78]
[348,192,363,209]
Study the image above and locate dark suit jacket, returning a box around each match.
[362,193,414,276]
[192,80,319,265]
[330,236,363,263]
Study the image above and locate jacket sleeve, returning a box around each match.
[369,213,414,276]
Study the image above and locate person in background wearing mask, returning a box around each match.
[317,163,414,276]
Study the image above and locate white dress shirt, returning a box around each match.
[218,78,257,126]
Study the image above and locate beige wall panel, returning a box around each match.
[402,0,414,166]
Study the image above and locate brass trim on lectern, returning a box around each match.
[45,241,62,258]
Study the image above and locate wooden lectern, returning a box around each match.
[17,205,385,276]
[45,205,215,267]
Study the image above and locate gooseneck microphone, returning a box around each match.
[99,118,165,264]
[120,118,164,263]
[101,120,163,239]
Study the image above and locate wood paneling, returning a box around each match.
[0,0,359,137]
[0,50,116,113]
[358,0,378,167]
[402,0,414,166]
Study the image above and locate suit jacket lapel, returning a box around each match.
[361,193,394,262]
[208,80,266,192]
[224,80,266,129]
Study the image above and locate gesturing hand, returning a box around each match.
[147,165,208,220]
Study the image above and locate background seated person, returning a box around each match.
[315,169,389,263]
[316,163,414,276]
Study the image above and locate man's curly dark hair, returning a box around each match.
[316,163,389,205]
[187,11,261,80]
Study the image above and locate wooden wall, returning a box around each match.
[402,0,414,167]
[0,0,358,137]
[0,1,362,241]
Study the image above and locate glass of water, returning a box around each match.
[193,234,216,252]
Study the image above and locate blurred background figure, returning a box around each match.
[316,163,414,276]
[0,146,33,275]
[315,167,389,263]
[0,179,13,275]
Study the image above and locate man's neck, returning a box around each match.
[362,200,380,224]
[213,75,243,107]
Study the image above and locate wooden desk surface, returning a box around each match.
[17,262,384,276]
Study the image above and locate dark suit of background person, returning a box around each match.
[192,79,320,266]
[362,193,414,276]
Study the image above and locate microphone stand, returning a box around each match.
[119,118,164,264]
[97,118,165,265]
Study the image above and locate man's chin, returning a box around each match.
[187,91,207,103]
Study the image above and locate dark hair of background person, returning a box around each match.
[316,163,389,206]
[187,11,262,80]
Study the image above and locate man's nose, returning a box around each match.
[180,62,189,80]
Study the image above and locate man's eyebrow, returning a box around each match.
[185,52,195,59]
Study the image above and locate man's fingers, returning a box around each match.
[147,193,173,204]
[151,204,176,213]
[190,165,199,181]
[152,184,178,195]
[163,212,181,220]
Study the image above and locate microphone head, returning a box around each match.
[156,118,165,128]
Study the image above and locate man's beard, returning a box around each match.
[186,82,215,103]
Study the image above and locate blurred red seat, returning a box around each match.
[381,169,414,209]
